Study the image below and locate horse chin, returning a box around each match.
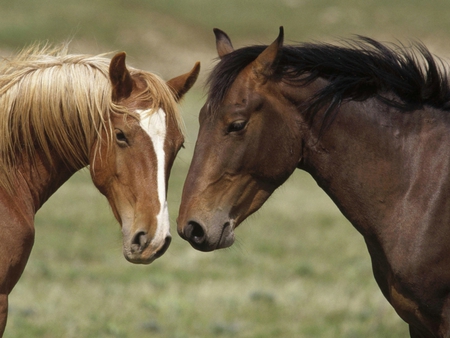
[123,251,155,265]
[216,228,235,250]
[122,234,172,264]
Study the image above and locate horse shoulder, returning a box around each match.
[0,188,35,293]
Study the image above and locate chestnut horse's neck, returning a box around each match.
[11,149,79,215]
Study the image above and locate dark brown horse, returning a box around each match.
[0,44,199,335]
[177,27,450,337]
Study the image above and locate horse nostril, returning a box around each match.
[131,231,148,252]
[185,221,206,245]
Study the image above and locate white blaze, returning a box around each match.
[137,108,170,243]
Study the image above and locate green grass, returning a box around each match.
[4,0,448,336]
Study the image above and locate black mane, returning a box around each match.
[207,37,450,117]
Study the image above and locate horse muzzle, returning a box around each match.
[123,230,172,264]
[178,218,235,252]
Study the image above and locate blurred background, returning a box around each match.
[3,1,450,337]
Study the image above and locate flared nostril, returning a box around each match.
[131,231,148,253]
[185,221,206,245]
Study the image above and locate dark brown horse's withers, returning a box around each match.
[177,27,450,337]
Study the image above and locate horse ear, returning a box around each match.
[109,52,134,102]
[214,28,234,59]
[253,26,284,80]
[166,62,201,102]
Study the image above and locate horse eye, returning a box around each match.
[115,129,128,145]
[227,120,247,133]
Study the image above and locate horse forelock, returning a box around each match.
[130,70,185,137]
[206,47,265,115]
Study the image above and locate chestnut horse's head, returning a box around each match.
[178,28,303,251]
[92,53,199,263]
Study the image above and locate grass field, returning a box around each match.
[2,1,450,337]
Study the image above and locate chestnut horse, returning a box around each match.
[177,27,450,337]
[0,44,199,335]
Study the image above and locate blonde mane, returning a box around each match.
[0,44,183,192]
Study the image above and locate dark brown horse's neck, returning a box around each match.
[300,98,450,239]
[299,93,450,335]
[16,151,79,213]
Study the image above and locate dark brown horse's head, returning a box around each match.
[178,28,304,251]
[91,53,200,263]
